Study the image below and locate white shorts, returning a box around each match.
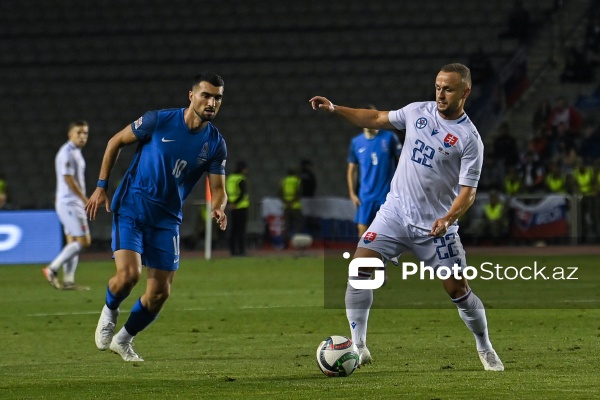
[56,201,89,237]
[357,205,466,270]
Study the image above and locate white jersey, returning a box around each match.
[385,101,483,230]
[55,141,86,205]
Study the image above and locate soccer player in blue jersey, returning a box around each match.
[347,107,402,237]
[310,63,504,371]
[85,72,228,362]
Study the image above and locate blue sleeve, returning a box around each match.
[131,110,159,142]
[347,139,357,164]
[208,137,227,175]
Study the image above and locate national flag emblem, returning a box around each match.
[363,232,377,244]
[443,133,459,148]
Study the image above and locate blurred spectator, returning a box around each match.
[499,0,531,44]
[503,167,523,196]
[578,124,600,162]
[482,191,508,239]
[545,161,568,193]
[518,151,545,193]
[279,167,303,247]
[560,46,594,83]
[546,97,583,136]
[226,161,250,256]
[549,122,578,171]
[468,47,496,85]
[527,127,549,159]
[532,99,552,131]
[493,122,519,168]
[299,159,317,197]
[571,158,598,239]
[0,171,8,209]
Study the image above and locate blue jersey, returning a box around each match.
[347,130,401,202]
[112,108,227,228]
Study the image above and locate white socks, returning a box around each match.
[346,274,493,353]
[63,255,79,284]
[453,290,493,351]
[113,327,134,344]
[345,279,373,348]
[49,241,83,272]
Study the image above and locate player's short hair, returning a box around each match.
[193,72,224,89]
[440,63,472,88]
[68,120,88,131]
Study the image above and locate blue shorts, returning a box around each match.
[112,214,180,271]
[355,200,385,226]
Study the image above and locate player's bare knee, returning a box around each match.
[78,236,92,248]
[443,277,470,299]
[145,290,170,311]
[116,266,141,288]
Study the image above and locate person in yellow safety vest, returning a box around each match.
[279,168,303,247]
[571,158,598,240]
[482,190,507,240]
[503,167,522,196]
[544,162,567,193]
[226,161,249,256]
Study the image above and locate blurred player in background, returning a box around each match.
[347,106,401,237]
[86,72,228,362]
[310,63,504,372]
[43,120,92,290]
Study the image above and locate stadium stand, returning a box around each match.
[0,0,594,246]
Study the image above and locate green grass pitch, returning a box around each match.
[0,252,599,399]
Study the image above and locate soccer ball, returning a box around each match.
[316,335,359,377]
[290,233,313,249]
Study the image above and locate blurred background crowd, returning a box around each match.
[1,0,599,248]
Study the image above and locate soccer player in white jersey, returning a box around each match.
[310,63,504,372]
[43,121,92,290]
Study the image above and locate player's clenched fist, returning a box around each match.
[309,96,335,112]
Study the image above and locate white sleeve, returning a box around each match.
[459,136,484,188]
[388,108,406,130]
[57,150,75,177]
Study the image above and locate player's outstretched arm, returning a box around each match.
[85,126,138,220]
[208,173,228,231]
[309,96,394,130]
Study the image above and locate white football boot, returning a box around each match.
[42,267,61,289]
[110,338,144,362]
[478,349,505,371]
[357,346,372,367]
[95,305,119,350]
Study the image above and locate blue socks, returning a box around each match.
[124,298,158,336]
[105,286,129,310]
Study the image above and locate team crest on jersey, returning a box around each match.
[134,116,143,129]
[363,232,377,244]
[197,143,209,164]
[415,117,428,129]
[443,133,459,148]
[381,140,389,153]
